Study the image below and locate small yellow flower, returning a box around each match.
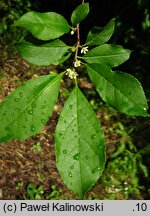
[66,68,78,79]
[71,30,74,35]
[81,46,89,54]
[74,60,81,67]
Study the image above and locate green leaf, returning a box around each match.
[0,74,61,142]
[55,86,105,198]
[87,64,149,116]
[16,39,70,66]
[71,3,89,26]
[57,52,71,64]
[86,18,115,45]
[82,44,131,67]
[14,11,70,40]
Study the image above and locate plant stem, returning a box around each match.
[74,0,85,62]
[74,23,80,62]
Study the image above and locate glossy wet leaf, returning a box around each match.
[16,39,70,66]
[14,11,70,40]
[0,74,61,142]
[86,18,115,45]
[87,64,149,116]
[83,44,131,68]
[71,3,89,26]
[55,86,105,198]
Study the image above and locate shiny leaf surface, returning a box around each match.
[55,86,105,198]
[0,74,61,142]
[83,44,131,68]
[14,11,70,40]
[16,40,69,66]
[87,64,149,116]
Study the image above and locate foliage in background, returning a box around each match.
[114,0,150,100]
[100,122,149,200]
[0,0,32,35]
[0,0,33,61]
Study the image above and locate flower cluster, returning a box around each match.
[74,60,81,67]
[81,46,88,54]
[65,68,78,79]
[65,46,89,80]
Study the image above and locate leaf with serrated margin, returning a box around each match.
[14,11,70,40]
[55,86,105,198]
[0,74,61,142]
[16,39,70,66]
[87,64,149,116]
[82,44,131,68]
[71,3,89,26]
[86,18,115,45]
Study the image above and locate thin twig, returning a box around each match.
[74,0,85,63]
[74,24,80,62]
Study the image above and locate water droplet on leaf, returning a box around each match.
[69,172,72,177]
[85,156,89,160]
[28,109,33,115]
[31,125,35,132]
[41,105,46,109]
[91,134,96,139]
[92,166,101,174]
[59,132,63,136]
[19,92,23,97]
[69,105,72,109]
[73,153,80,161]
[41,119,46,124]
[14,98,19,102]
[26,131,30,134]
[70,165,74,169]
[143,107,147,111]
[63,150,67,154]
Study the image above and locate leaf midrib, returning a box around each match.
[19,43,68,50]
[88,66,135,108]
[25,13,67,28]
[84,52,128,58]
[87,31,112,44]
[35,12,68,28]
[76,88,84,197]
